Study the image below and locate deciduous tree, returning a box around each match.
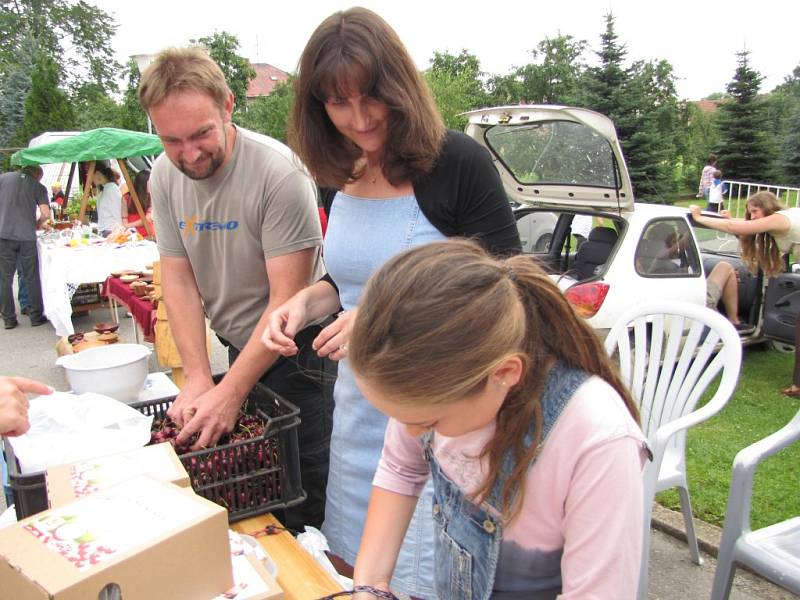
[425,50,488,129]
[235,79,294,142]
[195,32,256,114]
[0,0,118,92]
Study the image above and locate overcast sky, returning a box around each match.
[104,0,798,101]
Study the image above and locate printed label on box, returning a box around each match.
[68,450,179,498]
[23,477,209,571]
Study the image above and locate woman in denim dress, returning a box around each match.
[261,8,519,598]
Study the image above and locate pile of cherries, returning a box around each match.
[148,413,283,511]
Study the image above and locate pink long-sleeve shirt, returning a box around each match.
[373,375,649,599]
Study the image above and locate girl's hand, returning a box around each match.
[261,293,310,357]
[313,309,357,361]
[689,204,702,218]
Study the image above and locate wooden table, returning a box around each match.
[104,275,157,343]
[232,514,343,600]
[37,238,159,336]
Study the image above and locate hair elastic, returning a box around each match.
[505,264,518,283]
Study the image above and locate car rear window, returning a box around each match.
[485,120,617,187]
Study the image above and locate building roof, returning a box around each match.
[694,99,721,113]
[247,63,290,98]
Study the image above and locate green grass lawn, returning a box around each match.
[657,346,800,529]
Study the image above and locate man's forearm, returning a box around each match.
[162,276,213,381]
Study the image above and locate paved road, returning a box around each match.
[0,295,795,599]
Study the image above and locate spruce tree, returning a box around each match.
[581,14,679,202]
[716,51,770,182]
[782,108,800,185]
[12,53,75,147]
[0,35,37,149]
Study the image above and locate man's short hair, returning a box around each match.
[138,47,231,114]
[22,165,43,179]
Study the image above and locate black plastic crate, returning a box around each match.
[2,438,47,520]
[129,381,306,523]
[3,380,305,524]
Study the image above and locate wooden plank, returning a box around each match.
[232,514,343,600]
[78,161,95,224]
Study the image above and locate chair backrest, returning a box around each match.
[603,300,742,442]
[573,226,618,280]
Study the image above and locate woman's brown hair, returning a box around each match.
[290,7,445,188]
[349,239,639,522]
[132,169,151,212]
[740,191,785,278]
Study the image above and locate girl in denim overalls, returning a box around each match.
[347,240,650,600]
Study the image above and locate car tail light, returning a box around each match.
[564,282,610,318]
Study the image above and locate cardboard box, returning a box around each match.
[46,443,190,509]
[0,475,233,600]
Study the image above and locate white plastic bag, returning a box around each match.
[708,183,723,206]
[6,392,153,473]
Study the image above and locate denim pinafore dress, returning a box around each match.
[322,191,446,598]
[423,363,589,600]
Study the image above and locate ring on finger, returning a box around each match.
[339,343,348,352]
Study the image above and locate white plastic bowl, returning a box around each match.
[56,344,151,403]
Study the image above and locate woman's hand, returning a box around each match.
[313,309,357,361]
[261,291,311,357]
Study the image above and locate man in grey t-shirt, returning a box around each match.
[0,165,50,329]
[139,47,333,529]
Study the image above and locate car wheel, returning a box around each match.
[534,233,553,252]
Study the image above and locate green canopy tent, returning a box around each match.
[11,128,163,237]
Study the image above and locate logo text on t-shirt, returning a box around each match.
[179,215,240,236]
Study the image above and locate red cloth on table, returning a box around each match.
[102,276,157,339]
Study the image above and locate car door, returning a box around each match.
[762,272,800,344]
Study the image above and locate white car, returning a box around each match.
[464,105,707,332]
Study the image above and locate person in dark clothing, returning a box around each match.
[0,165,50,329]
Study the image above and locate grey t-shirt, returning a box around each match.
[0,171,48,241]
[150,127,324,349]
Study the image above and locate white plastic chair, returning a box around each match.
[604,300,742,600]
[710,408,800,600]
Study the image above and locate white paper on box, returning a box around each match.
[21,476,210,571]
[213,555,272,600]
[8,392,152,473]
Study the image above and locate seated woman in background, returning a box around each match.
[124,170,154,238]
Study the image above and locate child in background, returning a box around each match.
[707,169,726,213]
[348,239,649,600]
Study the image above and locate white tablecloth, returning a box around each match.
[38,239,160,336]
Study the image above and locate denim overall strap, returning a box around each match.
[485,361,590,510]
[423,361,589,600]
